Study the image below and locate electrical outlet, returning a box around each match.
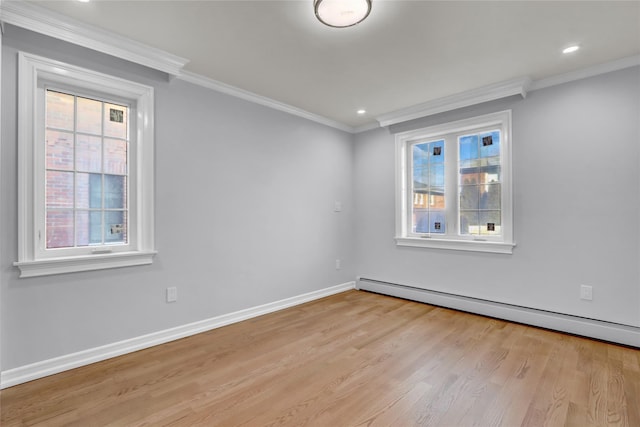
[580,284,593,301]
[335,259,341,270]
[167,286,177,303]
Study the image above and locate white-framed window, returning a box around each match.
[395,110,515,254]
[14,52,156,277]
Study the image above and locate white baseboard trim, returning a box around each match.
[1,281,356,389]
[357,278,640,348]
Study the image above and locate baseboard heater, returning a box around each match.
[357,277,640,348]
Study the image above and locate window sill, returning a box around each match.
[395,237,515,254]
[14,250,157,278]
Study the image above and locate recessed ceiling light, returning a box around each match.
[563,45,580,54]
[78,0,90,3]
[357,109,366,115]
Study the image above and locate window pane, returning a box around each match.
[413,142,429,164]
[104,175,126,209]
[430,163,445,187]
[90,174,103,208]
[413,179,428,194]
[460,211,480,235]
[46,91,74,131]
[480,211,501,235]
[77,211,103,245]
[459,135,479,161]
[412,140,445,234]
[46,171,74,208]
[429,187,445,209]
[76,210,103,246]
[414,208,429,233]
[76,173,89,209]
[76,173,102,209]
[46,130,74,171]
[105,211,126,243]
[482,166,501,184]
[459,131,502,238]
[104,139,127,175]
[76,97,102,135]
[413,146,428,191]
[413,143,429,192]
[76,134,102,173]
[104,103,128,139]
[480,183,501,210]
[461,171,480,186]
[90,211,103,244]
[460,185,479,210]
[461,166,501,184]
[46,210,74,248]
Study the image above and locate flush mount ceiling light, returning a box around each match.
[314,0,372,28]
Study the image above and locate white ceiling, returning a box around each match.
[31,1,640,129]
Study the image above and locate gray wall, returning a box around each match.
[354,66,640,328]
[2,24,639,374]
[1,26,355,370]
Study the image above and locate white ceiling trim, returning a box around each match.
[374,56,640,129]
[178,70,355,134]
[529,54,640,91]
[353,122,380,134]
[376,77,532,128]
[0,1,188,76]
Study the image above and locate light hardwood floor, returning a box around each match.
[1,290,639,426]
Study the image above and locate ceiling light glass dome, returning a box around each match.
[314,0,372,28]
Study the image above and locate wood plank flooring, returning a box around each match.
[1,290,639,426]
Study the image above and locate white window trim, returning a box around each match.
[395,110,515,254]
[14,52,156,277]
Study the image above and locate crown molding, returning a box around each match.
[374,55,640,129]
[352,122,379,134]
[178,70,355,133]
[0,0,188,76]
[376,76,532,127]
[529,54,640,91]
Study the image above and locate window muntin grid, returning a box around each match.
[45,89,129,249]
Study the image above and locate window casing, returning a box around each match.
[15,52,156,277]
[395,111,515,254]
